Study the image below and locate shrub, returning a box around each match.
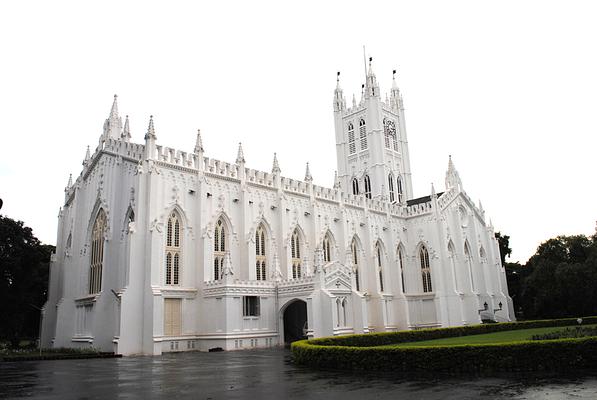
[292,317,597,372]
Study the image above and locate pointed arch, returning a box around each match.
[213,216,230,281]
[364,175,372,199]
[397,175,404,203]
[448,240,459,293]
[418,243,432,293]
[383,118,391,148]
[321,230,336,263]
[89,208,107,294]
[359,118,367,150]
[255,223,267,281]
[352,177,359,195]
[290,227,303,279]
[375,240,386,292]
[464,240,475,292]
[165,210,182,285]
[348,122,356,154]
[396,243,406,293]
[388,173,395,203]
[351,236,362,292]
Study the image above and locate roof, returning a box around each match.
[406,192,444,207]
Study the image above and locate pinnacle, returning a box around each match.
[122,115,131,140]
[304,162,313,182]
[272,153,281,174]
[236,142,245,164]
[109,94,119,119]
[144,115,156,140]
[194,129,204,154]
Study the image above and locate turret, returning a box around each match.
[365,57,380,98]
[333,72,346,112]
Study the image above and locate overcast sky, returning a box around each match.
[1,1,596,263]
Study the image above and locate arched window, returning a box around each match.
[376,242,384,292]
[465,242,475,292]
[479,246,486,259]
[214,219,226,280]
[351,239,360,292]
[323,233,332,263]
[291,229,302,279]
[397,175,404,203]
[166,212,181,285]
[255,224,267,281]
[352,178,359,195]
[419,245,432,293]
[89,209,107,294]
[448,241,459,292]
[348,123,356,154]
[388,174,395,203]
[364,175,372,199]
[359,119,367,150]
[397,246,405,293]
[383,118,391,148]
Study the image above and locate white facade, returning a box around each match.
[41,60,514,356]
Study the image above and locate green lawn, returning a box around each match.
[391,324,597,348]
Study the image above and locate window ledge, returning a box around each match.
[74,294,100,306]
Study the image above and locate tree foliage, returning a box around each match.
[0,215,54,347]
[503,232,597,320]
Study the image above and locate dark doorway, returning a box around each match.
[283,300,307,344]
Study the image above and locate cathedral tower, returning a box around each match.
[334,58,413,203]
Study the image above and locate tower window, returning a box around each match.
[420,245,432,293]
[364,175,371,199]
[348,123,356,154]
[352,239,360,292]
[376,242,384,292]
[398,247,406,293]
[323,233,332,263]
[359,119,367,150]
[388,174,395,203]
[397,176,404,203]
[352,178,359,195]
[384,118,390,149]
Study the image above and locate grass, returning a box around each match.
[390,324,597,348]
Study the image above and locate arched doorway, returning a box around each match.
[283,300,307,344]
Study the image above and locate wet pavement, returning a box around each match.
[1,348,596,399]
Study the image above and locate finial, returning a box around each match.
[367,57,373,76]
[144,115,156,140]
[194,129,204,154]
[109,94,119,119]
[272,153,281,174]
[83,145,90,165]
[392,69,399,90]
[431,182,437,198]
[336,71,341,90]
[236,142,245,164]
[333,170,341,189]
[67,173,73,189]
[304,162,313,182]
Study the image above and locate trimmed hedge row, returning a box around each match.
[291,317,597,372]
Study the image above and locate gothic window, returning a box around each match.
[388,174,395,203]
[323,233,332,263]
[419,245,432,293]
[243,296,260,317]
[291,229,302,279]
[351,239,360,292]
[359,119,367,150]
[448,241,459,292]
[352,178,359,195]
[397,175,404,203]
[214,219,226,280]
[364,175,372,199]
[255,225,267,281]
[166,212,182,285]
[384,118,391,148]
[397,246,405,293]
[465,242,475,292]
[348,123,356,154]
[376,242,384,292]
[89,209,107,294]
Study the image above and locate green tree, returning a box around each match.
[0,215,53,347]
[494,232,512,266]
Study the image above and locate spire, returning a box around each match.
[236,142,245,164]
[365,56,379,97]
[83,146,90,166]
[66,174,73,189]
[445,155,463,191]
[103,94,123,140]
[304,162,313,182]
[144,115,156,140]
[194,129,204,154]
[392,69,399,90]
[431,182,437,198]
[272,153,281,174]
[122,115,131,141]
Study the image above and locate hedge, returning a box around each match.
[291,317,597,372]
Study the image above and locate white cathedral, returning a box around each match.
[41,59,514,356]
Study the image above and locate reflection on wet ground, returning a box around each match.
[0,349,596,399]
